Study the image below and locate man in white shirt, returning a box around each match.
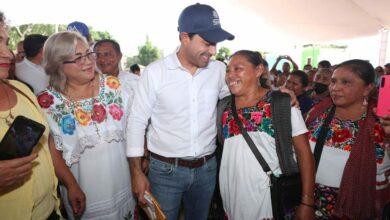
[94,39,138,93]
[15,34,49,94]
[127,3,234,220]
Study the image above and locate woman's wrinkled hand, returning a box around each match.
[0,154,37,193]
[280,86,300,108]
[67,183,86,217]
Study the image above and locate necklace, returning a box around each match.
[0,81,15,126]
[65,78,101,138]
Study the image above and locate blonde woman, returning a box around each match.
[38,31,135,219]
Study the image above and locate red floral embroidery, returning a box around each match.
[343,144,351,151]
[263,104,272,117]
[251,112,262,124]
[91,104,106,123]
[331,128,352,143]
[374,124,385,143]
[222,112,228,125]
[228,119,240,135]
[37,92,54,108]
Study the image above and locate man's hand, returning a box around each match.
[129,157,151,205]
[67,184,86,217]
[0,154,37,193]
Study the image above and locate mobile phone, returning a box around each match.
[377,75,390,117]
[0,115,45,160]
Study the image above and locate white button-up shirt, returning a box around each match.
[126,51,229,158]
[15,59,49,95]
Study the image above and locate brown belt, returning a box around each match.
[150,152,215,168]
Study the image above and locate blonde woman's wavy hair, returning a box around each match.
[43,31,89,92]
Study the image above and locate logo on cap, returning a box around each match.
[212,10,220,26]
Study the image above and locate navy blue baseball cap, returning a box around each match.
[67,21,90,38]
[178,3,234,44]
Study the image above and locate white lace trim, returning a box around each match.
[53,130,124,166]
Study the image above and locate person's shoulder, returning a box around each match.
[15,59,27,67]
[9,80,35,96]
[143,57,167,74]
[15,60,28,74]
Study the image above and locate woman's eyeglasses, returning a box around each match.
[63,52,97,66]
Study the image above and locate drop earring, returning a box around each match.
[362,97,368,107]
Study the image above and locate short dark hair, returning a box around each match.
[318,60,331,69]
[384,63,390,68]
[94,39,121,54]
[262,59,269,68]
[130,64,140,73]
[290,70,309,87]
[336,59,375,85]
[23,34,48,58]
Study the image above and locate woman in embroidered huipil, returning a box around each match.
[305,59,390,219]
[218,50,315,220]
[37,31,135,219]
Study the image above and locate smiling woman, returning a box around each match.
[37,31,136,219]
[218,50,315,220]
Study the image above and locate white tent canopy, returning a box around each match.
[236,0,390,65]
[237,0,390,41]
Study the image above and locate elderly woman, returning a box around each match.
[37,31,135,219]
[0,12,61,219]
[218,50,315,219]
[306,59,390,219]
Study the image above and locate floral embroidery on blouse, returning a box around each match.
[222,94,274,139]
[307,108,386,164]
[37,75,124,136]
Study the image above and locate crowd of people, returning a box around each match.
[0,3,389,220]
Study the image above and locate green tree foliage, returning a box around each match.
[137,36,162,66]
[125,37,162,68]
[125,56,141,69]
[8,24,67,50]
[7,23,112,51]
[90,30,112,41]
[216,46,231,63]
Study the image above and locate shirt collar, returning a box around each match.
[165,46,210,71]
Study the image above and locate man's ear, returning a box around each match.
[180,32,190,45]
